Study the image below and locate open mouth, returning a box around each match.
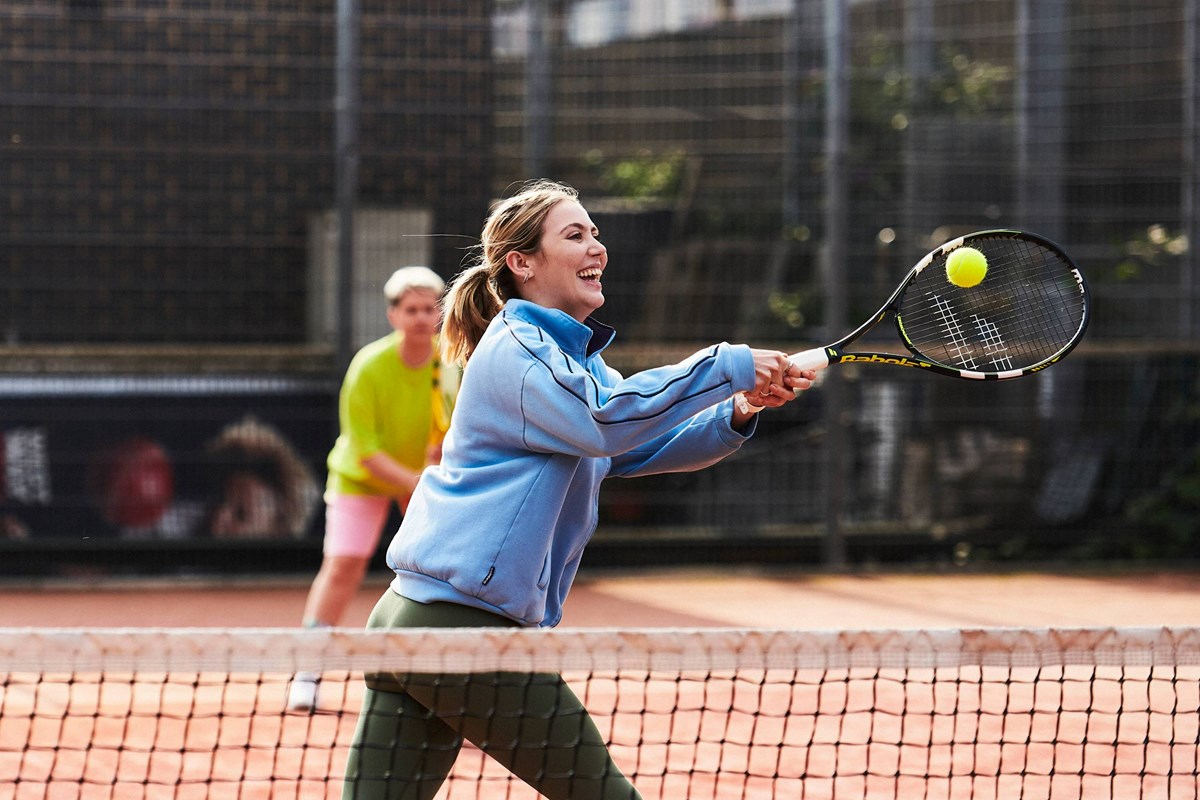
[577,267,603,283]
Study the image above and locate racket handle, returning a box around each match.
[789,347,830,372]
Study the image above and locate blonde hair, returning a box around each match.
[442,179,580,365]
[383,265,445,304]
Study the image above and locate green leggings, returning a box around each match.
[342,591,642,800]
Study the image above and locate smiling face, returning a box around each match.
[516,199,607,322]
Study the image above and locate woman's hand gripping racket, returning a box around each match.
[790,229,1090,380]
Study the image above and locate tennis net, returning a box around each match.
[1,626,1198,799]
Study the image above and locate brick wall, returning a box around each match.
[1,1,493,344]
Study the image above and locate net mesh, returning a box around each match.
[2,626,1198,799]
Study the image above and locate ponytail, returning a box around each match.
[441,264,504,366]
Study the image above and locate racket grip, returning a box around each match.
[789,347,830,372]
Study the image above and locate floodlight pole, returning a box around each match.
[524,0,554,178]
[334,0,361,376]
[1015,0,1066,242]
[822,0,849,569]
[903,0,933,261]
[781,0,804,229]
[1183,0,1198,337]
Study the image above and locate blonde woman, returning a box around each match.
[343,180,815,798]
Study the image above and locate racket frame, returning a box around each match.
[789,229,1089,381]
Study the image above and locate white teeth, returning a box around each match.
[578,269,602,280]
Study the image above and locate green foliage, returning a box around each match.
[582,149,687,203]
[1125,448,1200,558]
[1119,361,1200,557]
[929,49,1013,118]
[854,40,1012,123]
[1109,224,1190,282]
[845,41,1012,211]
[767,289,815,330]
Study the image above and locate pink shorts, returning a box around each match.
[323,494,394,558]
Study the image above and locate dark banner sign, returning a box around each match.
[1,376,337,546]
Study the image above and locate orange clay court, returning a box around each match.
[2,568,1199,800]
[2,568,1199,629]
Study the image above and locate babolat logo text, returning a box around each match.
[1028,356,1061,373]
[839,354,932,368]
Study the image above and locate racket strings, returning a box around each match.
[899,237,1086,372]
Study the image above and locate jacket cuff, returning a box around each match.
[726,343,757,393]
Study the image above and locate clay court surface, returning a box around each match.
[1,567,1198,629]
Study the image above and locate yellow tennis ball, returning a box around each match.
[945,246,988,288]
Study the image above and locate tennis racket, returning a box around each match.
[789,229,1090,380]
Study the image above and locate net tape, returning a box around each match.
[3,626,1199,674]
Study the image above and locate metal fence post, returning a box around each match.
[334,0,361,375]
[823,0,849,569]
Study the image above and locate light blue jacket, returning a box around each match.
[386,299,758,626]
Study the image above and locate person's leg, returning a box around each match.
[301,494,393,626]
[360,593,642,800]
[301,554,371,626]
[342,686,463,800]
[401,670,641,800]
[289,494,392,711]
[344,590,469,798]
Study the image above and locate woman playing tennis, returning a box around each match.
[344,179,815,799]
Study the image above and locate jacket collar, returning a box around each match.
[503,299,616,360]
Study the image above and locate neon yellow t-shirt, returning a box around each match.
[325,332,454,499]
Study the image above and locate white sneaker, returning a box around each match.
[286,673,320,712]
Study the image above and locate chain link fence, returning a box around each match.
[2,0,1197,574]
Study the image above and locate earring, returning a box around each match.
[522,271,531,284]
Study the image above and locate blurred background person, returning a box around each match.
[288,266,457,711]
